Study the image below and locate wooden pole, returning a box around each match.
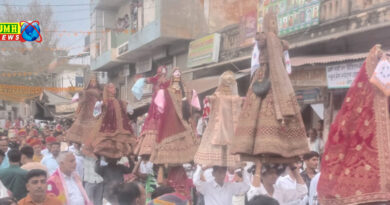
[252,159,262,187]
[157,166,164,184]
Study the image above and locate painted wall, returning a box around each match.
[204,0,258,33]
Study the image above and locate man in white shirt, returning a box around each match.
[247,164,282,201]
[47,151,91,205]
[68,143,84,179]
[0,137,9,169]
[40,141,60,176]
[193,165,250,205]
[309,173,320,205]
[273,163,308,205]
[137,155,154,180]
[83,156,103,205]
[41,136,56,158]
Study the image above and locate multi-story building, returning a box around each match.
[89,0,208,111]
[278,0,390,139]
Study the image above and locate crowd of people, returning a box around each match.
[0,112,323,205]
[1,10,390,205]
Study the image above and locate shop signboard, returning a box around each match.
[296,88,321,104]
[263,0,320,36]
[187,33,221,68]
[55,103,78,113]
[326,61,364,89]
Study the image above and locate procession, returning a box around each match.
[1,0,390,205]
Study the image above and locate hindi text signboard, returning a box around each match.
[187,33,221,68]
[326,61,364,89]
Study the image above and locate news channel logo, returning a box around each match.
[0,21,42,42]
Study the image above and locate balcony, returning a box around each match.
[116,0,207,61]
[91,30,133,70]
[91,0,208,70]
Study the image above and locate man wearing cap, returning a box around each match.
[26,138,43,162]
[40,137,60,176]
[41,136,56,158]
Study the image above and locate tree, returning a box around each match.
[0,0,64,86]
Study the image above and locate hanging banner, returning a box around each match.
[284,50,292,74]
[263,0,320,36]
[326,61,364,89]
[240,10,258,47]
[258,0,265,32]
[0,84,82,102]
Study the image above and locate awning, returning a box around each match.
[182,55,250,75]
[41,90,72,106]
[186,72,249,94]
[292,52,367,67]
[34,90,76,120]
[181,52,369,76]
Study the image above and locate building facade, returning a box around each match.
[89,0,390,138]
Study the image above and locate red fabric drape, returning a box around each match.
[319,46,390,204]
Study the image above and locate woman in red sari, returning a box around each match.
[318,45,390,204]
[67,75,101,144]
[89,83,137,159]
[135,66,170,156]
[150,68,199,165]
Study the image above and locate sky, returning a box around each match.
[0,0,91,55]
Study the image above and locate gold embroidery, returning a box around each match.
[346,97,351,102]
[356,144,362,151]
[357,107,362,113]
[345,169,350,175]
[364,120,370,126]
[356,190,362,195]
[358,82,363,88]
[365,164,371,171]
[339,153,344,160]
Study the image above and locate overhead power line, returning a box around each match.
[0,3,93,7]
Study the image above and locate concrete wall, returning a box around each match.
[90,9,104,59]
[160,0,208,39]
[104,10,117,29]
[320,0,349,21]
[56,70,84,88]
[203,0,258,33]
[144,0,156,27]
